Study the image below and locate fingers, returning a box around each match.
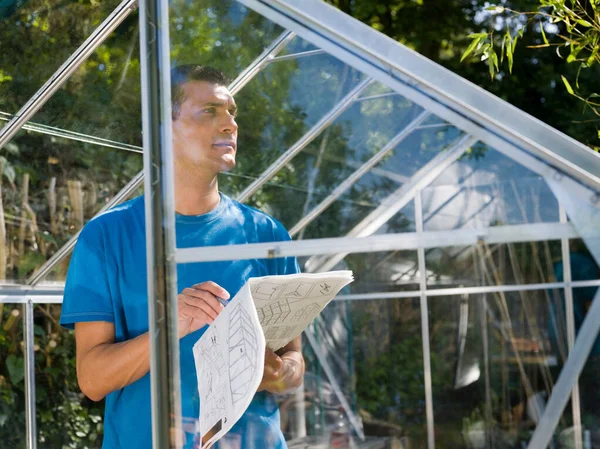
[265,348,283,372]
[181,288,223,316]
[179,301,218,323]
[191,281,230,301]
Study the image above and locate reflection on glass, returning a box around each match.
[429,291,569,448]
[426,240,562,289]
[351,297,425,448]
[423,144,559,231]
[288,298,426,448]
[344,251,420,293]
[572,287,600,442]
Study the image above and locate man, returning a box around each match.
[60,65,306,449]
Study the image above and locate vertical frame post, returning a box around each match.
[415,190,435,449]
[23,299,37,449]
[139,0,181,448]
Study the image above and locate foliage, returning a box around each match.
[461,0,600,146]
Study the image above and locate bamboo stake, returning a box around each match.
[67,180,84,230]
[0,158,6,280]
[17,173,29,260]
[48,177,58,236]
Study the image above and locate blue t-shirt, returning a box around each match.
[60,194,300,449]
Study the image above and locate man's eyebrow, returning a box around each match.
[202,101,238,112]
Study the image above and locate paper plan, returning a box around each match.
[193,270,353,448]
[193,283,265,449]
[249,270,354,351]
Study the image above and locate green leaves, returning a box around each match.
[461,34,487,62]
[6,354,24,385]
[561,75,575,95]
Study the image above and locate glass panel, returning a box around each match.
[426,240,563,289]
[348,297,426,448]
[573,287,600,440]
[0,132,142,284]
[343,251,420,293]
[0,0,123,110]
[33,304,104,447]
[0,304,25,447]
[240,89,422,197]
[423,144,560,231]
[429,290,566,448]
[372,123,465,180]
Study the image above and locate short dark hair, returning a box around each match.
[171,65,230,120]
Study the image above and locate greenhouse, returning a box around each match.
[1,0,599,448]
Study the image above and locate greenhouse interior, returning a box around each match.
[1,0,600,448]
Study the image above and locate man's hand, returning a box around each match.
[178,281,229,338]
[258,343,305,395]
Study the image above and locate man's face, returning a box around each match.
[172,81,238,175]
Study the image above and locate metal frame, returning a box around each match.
[289,111,430,237]
[236,0,600,191]
[3,0,600,447]
[560,205,583,449]
[235,77,373,202]
[415,190,435,449]
[0,0,138,150]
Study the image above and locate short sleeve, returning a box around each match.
[272,221,301,276]
[60,221,114,330]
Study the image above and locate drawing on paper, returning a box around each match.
[307,281,340,299]
[292,303,321,322]
[264,325,295,341]
[252,283,284,301]
[256,299,291,326]
[228,303,259,405]
[281,282,313,300]
[203,388,226,425]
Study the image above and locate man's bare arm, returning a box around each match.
[75,322,151,402]
[75,281,229,401]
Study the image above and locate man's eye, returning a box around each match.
[202,108,216,114]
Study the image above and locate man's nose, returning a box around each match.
[219,114,238,134]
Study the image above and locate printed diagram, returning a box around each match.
[251,283,284,302]
[292,303,321,322]
[281,282,313,300]
[256,299,291,326]
[228,303,259,406]
[264,325,295,341]
[203,388,226,425]
[196,326,227,428]
[307,281,339,299]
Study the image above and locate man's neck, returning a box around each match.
[174,174,221,216]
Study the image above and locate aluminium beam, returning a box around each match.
[0,0,138,150]
[26,170,145,285]
[269,49,326,63]
[289,110,430,237]
[139,0,181,447]
[235,77,374,202]
[23,300,37,449]
[527,287,600,449]
[415,191,435,449]
[227,30,295,94]
[307,134,477,273]
[560,206,583,449]
[0,112,143,154]
[176,221,578,264]
[5,278,600,305]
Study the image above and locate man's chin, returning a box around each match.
[218,157,236,173]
